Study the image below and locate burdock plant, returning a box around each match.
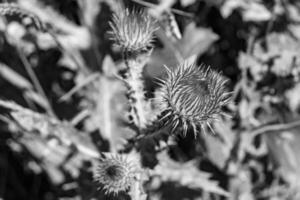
[109,7,158,130]
[157,59,231,137]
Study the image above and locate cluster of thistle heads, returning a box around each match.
[109,6,230,136]
[93,5,231,195]
[0,2,232,196]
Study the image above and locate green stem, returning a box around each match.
[122,50,148,130]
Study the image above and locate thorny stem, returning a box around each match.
[122,50,148,130]
[124,112,171,151]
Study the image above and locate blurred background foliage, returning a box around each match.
[1,0,300,199]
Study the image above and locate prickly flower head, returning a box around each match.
[94,153,141,195]
[109,8,157,54]
[159,60,230,136]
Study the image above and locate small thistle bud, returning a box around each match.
[94,153,141,195]
[109,7,157,55]
[158,60,231,137]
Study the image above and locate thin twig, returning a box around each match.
[70,109,90,126]
[16,46,55,117]
[131,0,194,18]
[75,143,100,158]
[59,73,100,102]
[250,119,300,137]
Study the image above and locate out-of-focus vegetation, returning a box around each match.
[0,0,300,200]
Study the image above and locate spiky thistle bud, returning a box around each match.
[108,7,158,130]
[94,153,142,195]
[109,7,157,55]
[157,60,231,137]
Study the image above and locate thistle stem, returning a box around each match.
[122,50,148,130]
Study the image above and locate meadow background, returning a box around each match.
[0,0,300,199]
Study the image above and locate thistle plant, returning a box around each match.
[109,8,157,55]
[109,7,157,130]
[94,152,143,195]
[157,60,231,137]
[1,1,294,199]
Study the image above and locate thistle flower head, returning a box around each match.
[94,153,141,195]
[109,7,157,54]
[158,60,231,137]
